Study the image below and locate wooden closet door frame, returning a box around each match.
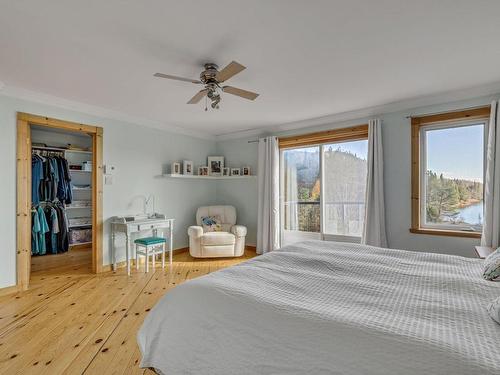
[16,112,104,291]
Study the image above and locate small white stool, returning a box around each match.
[134,237,169,273]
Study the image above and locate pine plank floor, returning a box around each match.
[0,246,257,374]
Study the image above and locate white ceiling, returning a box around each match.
[1,1,500,136]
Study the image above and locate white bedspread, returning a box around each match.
[138,241,500,374]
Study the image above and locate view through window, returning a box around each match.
[423,122,484,232]
[281,139,368,245]
[323,140,368,237]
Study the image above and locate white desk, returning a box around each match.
[111,214,174,275]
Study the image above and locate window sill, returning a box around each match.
[409,228,481,238]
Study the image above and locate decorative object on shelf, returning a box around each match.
[231,168,241,176]
[223,167,230,176]
[208,156,224,176]
[171,162,181,175]
[242,166,251,176]
[198,166,209,176]
[183,160,193,175]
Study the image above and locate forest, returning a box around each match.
[425,170,483,223]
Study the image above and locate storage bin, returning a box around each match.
[69,228,92,244]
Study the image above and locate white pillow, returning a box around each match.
[487,297,500,325]
[483,248,500,281]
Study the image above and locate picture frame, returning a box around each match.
[231,168,241,176]
[222,167,230,176]
[198,166,209,176]
[208,156,224,176]
[171,162,181,175]
[242,166,251,176]
[183,160,193,175]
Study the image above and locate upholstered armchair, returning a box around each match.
[188,205,247,258]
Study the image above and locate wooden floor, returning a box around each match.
[0,247,257,374]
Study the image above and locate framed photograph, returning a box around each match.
[198,166,209,176]
[171,162,181,175]
[242,166,251,176]
[183,160,193,175]
[231,168,241,176]
[208,156,224,176]
[222,167,230,176]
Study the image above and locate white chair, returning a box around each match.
[188,205,247,258]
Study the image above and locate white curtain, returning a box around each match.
[362,119,388,247]
[257,136,280,254]
[481,101,500,248]
[285,165,298,230]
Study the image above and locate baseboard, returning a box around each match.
[0,284,20,297]
[100,247,189,272]
[69,243,92,250]
[246,245,257,251]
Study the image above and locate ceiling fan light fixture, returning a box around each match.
[154,60,259,110]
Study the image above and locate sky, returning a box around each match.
[426,123,484,182]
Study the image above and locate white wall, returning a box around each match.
[0,94,217,288]
[215,140,259,245]
[216,94,500,258]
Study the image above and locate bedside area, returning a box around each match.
[475,246,495,259]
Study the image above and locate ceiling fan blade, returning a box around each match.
[187,89,208,104]
[223,86,259,101]
[216,61,246,82]
[154,73,201,84]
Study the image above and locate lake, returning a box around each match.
[456,201,483,225]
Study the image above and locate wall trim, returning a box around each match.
[0,85,216,141]
[0,284,20,297]
[215,81,500,141]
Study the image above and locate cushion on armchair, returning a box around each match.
[201,215,222,232]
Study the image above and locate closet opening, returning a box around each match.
[16,113,103,291]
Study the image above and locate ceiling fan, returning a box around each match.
[154,61,259,110]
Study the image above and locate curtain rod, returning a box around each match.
[405,104,490,119]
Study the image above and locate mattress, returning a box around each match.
[137,241,500,374]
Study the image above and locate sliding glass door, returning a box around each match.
[280,139,368,246]
[281,146,321,245]
[322,140,368,241]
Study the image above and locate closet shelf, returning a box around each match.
[69,170,92,174]
[32,145,92,154]
[162,174,256,180]
[69,224,92,229]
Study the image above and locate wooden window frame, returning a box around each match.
[410,106,490,238]
[278,124,368,149]
[16,113,104,291]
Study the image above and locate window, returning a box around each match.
[410,107,490,237]
[323,140,368,237]
[279,125,368,246]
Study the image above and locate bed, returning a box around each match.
[137,241,500,375]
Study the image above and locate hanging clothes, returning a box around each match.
[31,150,73,255]
[31,206,49,255]
[44,206,60,254]
[31,155,44,205]
[55,204,69,253]
[55,156,72,204]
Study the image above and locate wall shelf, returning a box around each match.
[162,174,256,180]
